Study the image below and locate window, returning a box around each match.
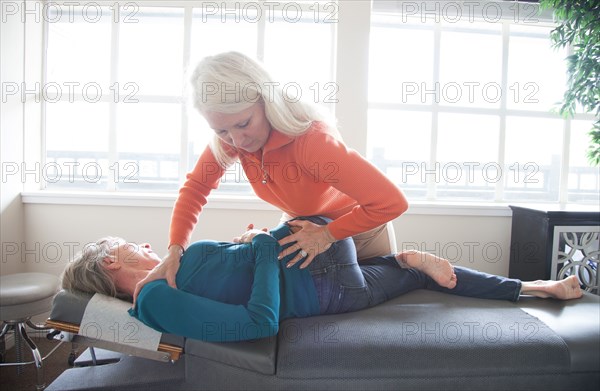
[367,1,598,204]
[43,1,337,193]
[36,0,599,206]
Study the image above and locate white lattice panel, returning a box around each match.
[551,226,600,295]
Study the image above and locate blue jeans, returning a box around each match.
[308,236,522,315]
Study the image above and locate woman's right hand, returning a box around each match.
[132,245,183,306]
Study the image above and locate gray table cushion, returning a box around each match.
[184,336,277,375]
[187,289,594,379]
[276,290,573,378]
[519,292,600,372]
[49,290,184,348]
[49,289,93,324]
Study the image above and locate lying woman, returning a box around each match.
[61,216,583,342]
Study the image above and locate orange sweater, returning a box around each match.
[169,122,408,249]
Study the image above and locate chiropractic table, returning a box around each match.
[45,288,600,390]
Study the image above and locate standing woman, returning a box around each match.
[134,51,408,300]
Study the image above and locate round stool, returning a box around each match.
[0,272,60,390]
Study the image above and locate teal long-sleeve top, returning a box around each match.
[128,224,320,342]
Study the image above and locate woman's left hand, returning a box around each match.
[277,220,335,269]
[233,224,269,244]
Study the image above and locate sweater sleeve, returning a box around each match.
[169,144,234,249]
[129,234,281,342]
[300,130,409,240]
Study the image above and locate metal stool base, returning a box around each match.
[0,320,50,390]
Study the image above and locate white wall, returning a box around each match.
[395,213,512,276]
[1,4,26,276]
[21,202,512,278]
[21,203,283,275]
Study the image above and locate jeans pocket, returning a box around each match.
[310,268,335,314]
[333,285,370,314]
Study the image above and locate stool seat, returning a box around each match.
[0,273,60,321]
[0,272,60,390]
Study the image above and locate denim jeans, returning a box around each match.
[308,236,522,315]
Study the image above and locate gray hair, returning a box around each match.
[61,237,132,301]
[189,51,336,167]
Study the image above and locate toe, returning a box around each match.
[446,274,457,289]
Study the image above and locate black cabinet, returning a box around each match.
[509,205,600,290]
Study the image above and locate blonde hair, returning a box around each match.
[61,237,131,301]
[189,51,336,167]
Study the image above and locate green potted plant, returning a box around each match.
[540,0,600,165]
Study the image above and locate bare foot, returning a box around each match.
[395,250,457,289]
[521,275,583,300]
